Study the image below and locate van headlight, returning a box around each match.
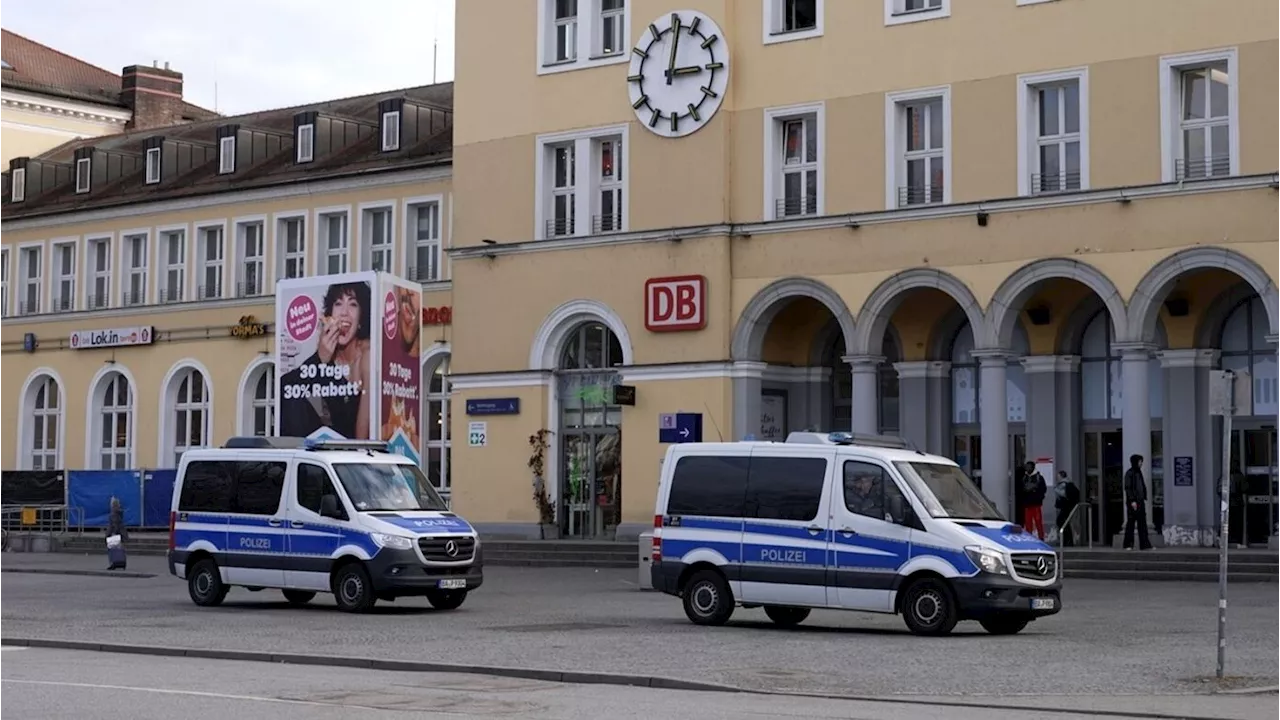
[964,545,1008,575]
[371,533,413,550]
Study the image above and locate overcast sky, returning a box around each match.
[3,0,456,115]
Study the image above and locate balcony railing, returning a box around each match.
[407,264,439,283]
[897,185,944,208]
[197,284,223,300]
[121,290,147,307]
[18,300,40,316]
[1176,155,1231,181]
[592,213,624,234]
[51,296,75,312]
[545,217,575,238]
[775,196,818,219]
[86,292,110,310]
[158,287,183,304]
[236,279,263,298]
[1031,171,1082,195]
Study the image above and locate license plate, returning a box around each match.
[1031,597,1055,610]
[437,579,466,590]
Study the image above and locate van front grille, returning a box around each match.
[418,536,475,562]
[1009,552,1057,581]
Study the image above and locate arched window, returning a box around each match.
[559,322,624,370]
[950,321,1030,424]
[239,362,276,437]
[424,356,452,497]
[25,375,61,470]
[1221,296,1278,417]
[1080,311,1164,420]
[559,322,624,429]
[97,372,133,469]
[168,367,211,467]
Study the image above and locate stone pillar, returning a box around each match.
[974,351,1011,516]
[894,360,951,455]
[730,361,765,440]
[1157,349,1219,546]
[1116,343,1155,501]
[845,354,882,435]
[1022,355,1082,528]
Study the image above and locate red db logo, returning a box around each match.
[644,275,706,332]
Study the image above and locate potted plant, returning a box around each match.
[528,429,558,539]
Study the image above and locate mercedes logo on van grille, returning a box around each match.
[445,540,459,557]
[1036,556,1049,576]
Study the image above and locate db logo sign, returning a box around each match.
[644,275,706,332]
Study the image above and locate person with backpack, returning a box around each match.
[1054,470,1082,546]
[1021,461,1048,540]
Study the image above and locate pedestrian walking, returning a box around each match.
[1054,470,1081,546]
[1021,461,1047,540]
[1123,455,1153,551]
[105,497,128,571]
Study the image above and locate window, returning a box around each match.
[949,321,1030,425]
[536,125,629,239]
[11,167,25,202]
[123,233,148,306]
[160,229,186,303]
[409,202,441,282]
[19,245,42,315]
[297,463,342,516]
[552,0,577,62]
[320,212,349,274]
[744,455,827,522]
[666,455,750,517]
[363,207,393,271]
[170,367,210,467]
[549,142,575,237]
[277,216,306,280]
[1160,49,1237,182]
[219,136,236,174]
[178,461,234,513]
[75,157,91,193]
[538,0,630,74]
[251,365,276,436]
[425,357,452,497]
[52,242,75,312]
[197,225,225,299]
[885,0,949,25]
[843,460,912,523]
[763,0,823,44]
[1018,68,1089,196]
[237,221,265,297]
[87,236,111,309]
[1220,296,1278,417]
[26,375,60,470]
[145,147,161,184]
[1078,310,1163,421]
[597,0,625,56]
[886,87,950,208]
[380,111,401,152]
[231,462,287,515]
[296,123,315,163]
[765,104,824,218]
[96,372,132,469]
[1,247,8,317]
[594,137,623,233]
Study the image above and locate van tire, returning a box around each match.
[979,616,1030,635]
[282,590,316,605]
[188,559,229,607]
[900,578,959,636]
[682,570,734,626]
[332,563,377,613]
[764,606,810,627]
[426,589,467,610]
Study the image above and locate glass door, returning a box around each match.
[1235,428,1278,547]
[1083,430,1124,545]
[560,429,621,539]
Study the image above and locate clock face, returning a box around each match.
[627,11,730,139]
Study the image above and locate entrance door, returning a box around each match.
[1233,428,1278,547]
[560,429,621,539]
[1083,430,1124,544]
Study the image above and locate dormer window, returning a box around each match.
[11,167,25,202]
[145,147,161,184]
[381,111,401,152]
[296,123,315,163]
[218,136,236,174]
[75,157,91,193]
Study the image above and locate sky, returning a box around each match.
[3,0,456,115]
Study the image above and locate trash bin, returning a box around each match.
[638,531,655,591]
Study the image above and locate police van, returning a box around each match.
[650,432,1061,636]
[167,437,482,613]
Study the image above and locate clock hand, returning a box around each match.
[669,65,702,76]
[666,15,681,85]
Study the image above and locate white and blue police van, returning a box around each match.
[650,432,1061,636]
[167,437,482,613]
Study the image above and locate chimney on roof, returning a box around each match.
[122,64,185,131]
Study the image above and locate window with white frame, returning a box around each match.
[169,367,210,467]
[551,0,578,63]
[88,236,111,309]
[766,105,823,218]
[380,112,401,152]
[764,0,823,43]
[26,375,60,470]
[160,229,186,303]
[597,0,625,56]
[75,157,91,193]
[52,242,75,312]
[548,142,576,237]
[424,357,452,498]
[409,202,441,282]
[145,147,161,184]
[296,124,315,163]
[363,207,393,271]
[197,226,225,300]
[19,245,42,315]
[11,167,25,202]
[885,0,948,25]
[124,233,148,306]
[538,0,630,73]
[538,127,629,239]
[248,363,276,437]
[219,136,236,174]
[1018,69,1088,196]
[886,87,949,208]
[0,247,8,317]
[321,212,349,275]
[237,222,265,297]
[1161,49,1236,181]
[278,216,306,279]
[96,371,133,470]
[594,136,623,232]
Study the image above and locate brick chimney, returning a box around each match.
[122,63,185,131]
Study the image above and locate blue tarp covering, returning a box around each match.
[142,470,176,527]
[67,471,143,528]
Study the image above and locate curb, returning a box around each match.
[0,637,1261,719]
[0,568,156,579]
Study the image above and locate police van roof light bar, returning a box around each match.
[785,431,919,452]
[302,438,391,453]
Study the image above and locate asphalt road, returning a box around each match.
[1,553,1277,702]
[1,647,1274,720]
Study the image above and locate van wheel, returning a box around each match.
[900,578,959,636]
[979,616,1030,635]
[426,589,467,610]
[332,564,376,613]
[188,559,229,607]
[682,570,734,626]
[764,606,810,627]
[282,590,316,606]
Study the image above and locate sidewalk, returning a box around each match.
[1,550,163,577]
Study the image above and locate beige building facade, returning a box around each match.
[444,0,1278,546]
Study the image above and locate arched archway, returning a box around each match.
[1128,247,1278,345]
[987,258,1127,350]
[852,268,984,355]
[731,276,856,361]
[530,299,634,371]
[17,368,65,470]
[86,365,137,470]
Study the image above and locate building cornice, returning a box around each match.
[1,87,131,124]
[894,360,952,379]
[1157,348,1220,369]
[450,173,1279,260]
[1021,355,1082,374]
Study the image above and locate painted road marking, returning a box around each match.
[2,679,333,708]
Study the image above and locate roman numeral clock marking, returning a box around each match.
[626,10,729,139]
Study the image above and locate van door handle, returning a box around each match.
[290,521,304,529]
[839,527,856,536]
[267,519,282,527]
[806,525,823,536]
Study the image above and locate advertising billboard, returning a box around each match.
[378,275,423,464]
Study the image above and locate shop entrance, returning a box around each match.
[1083,430,1123,545]
[1229,427,1278,547]
[560,427,621,539]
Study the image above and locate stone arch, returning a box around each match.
[731,276,857,361]
[529,299,634,371]
[1193,281,1258,348]
[852,268,984,355]
[986,257,1128,350]
[1128,247,1279,345]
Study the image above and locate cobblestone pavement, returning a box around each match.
[2,553,1276,701]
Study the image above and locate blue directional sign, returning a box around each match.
[466,398,521,416]
[659,412,703,444]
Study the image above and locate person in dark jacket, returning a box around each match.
[1123,454,1153,551]
[1021,461,1048,540]
[106,496,128,570]
[1054,471,1082,546]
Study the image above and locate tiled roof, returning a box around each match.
[0,29,215,121]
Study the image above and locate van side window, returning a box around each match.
[178,461,234,512]
[231,461,287,515]
[844,461,909,524]
[297,463,342,517]
[745,456,827,522]
[667,455,750,517]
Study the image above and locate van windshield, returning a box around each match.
[893,461,1004,521]
[332,462,448,512]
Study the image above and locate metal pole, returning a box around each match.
[1216,371,1233,680]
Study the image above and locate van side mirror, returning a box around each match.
[319,494,342,519]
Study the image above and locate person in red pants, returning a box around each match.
[1021,461,1048,540]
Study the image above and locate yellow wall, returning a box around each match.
[1,102,127,166]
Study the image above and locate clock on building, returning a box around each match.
[627,11,729,139]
